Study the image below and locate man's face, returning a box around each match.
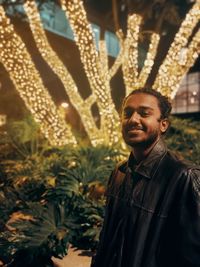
[121,93,168,148]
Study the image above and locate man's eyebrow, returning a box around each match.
[138,106,154,110]
[123,105,154,111]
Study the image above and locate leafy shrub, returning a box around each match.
[166,116,200,164]
[0,115,199,266]
[0,119,122,266]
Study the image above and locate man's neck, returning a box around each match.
[132,138,160,164]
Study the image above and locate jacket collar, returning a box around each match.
[119,138,167,179]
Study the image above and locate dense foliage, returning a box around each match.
[166,116,200,165]
[0,116,124,266]
[0,115,199,266]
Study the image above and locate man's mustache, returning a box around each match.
[127,126,144,131]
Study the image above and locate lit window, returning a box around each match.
[105,31,120,58]
[39,2,74,40]
[172,72,200,114]
[91,23,100,50]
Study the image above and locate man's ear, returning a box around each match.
[160,119,170,134]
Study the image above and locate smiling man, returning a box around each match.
[91,88,200,267]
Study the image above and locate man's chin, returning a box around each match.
[124,134,160,149]
[124,138,144,147]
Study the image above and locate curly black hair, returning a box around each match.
[122,87,172,119]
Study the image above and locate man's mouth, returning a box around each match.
[127,127,143,133]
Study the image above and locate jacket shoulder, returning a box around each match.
[183,166,200,198]
[158,150,187,176]
[166,151,200,197]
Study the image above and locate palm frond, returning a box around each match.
[0,201,77,266]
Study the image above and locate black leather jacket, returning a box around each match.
[91,139,200,267]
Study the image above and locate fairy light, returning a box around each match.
[84,94,96,106]
[24,0,200,145]
[24,0,104,146]
[108,45,124,79]
[61,0,121,145]
[120,14,161,96]
[122,14,142,95]
[137,33,160,89]
[0,6,76,146]
[108,29,125,79]
[99,39,109,79]
[153,0,200,98]
[2,0,198,147]
[170,29,200,99]
[0,114,6,126]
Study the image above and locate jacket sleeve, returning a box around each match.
[178,167,200,266]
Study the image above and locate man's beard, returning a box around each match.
[125,129,160,150]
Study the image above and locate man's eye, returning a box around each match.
[140,111,150,117]
[123,111,132,118]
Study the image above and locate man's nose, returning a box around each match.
[129,112,140,123]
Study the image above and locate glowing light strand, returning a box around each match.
[61,0,121,145]
[153,0,200,98]
[99,39,109,79]
[137,33,160,89]
[24,0,102,145]
[0,6,76,146]
[121,14,160,95]
[122,14,142,95]
[108,29,125,79]
[2,0,198,146]
[170,29,200,99]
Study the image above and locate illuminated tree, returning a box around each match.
[61,0,200,141]
[0,6,77,146]
[0,0,199,146]
[61,0,121,146]
[153,2,200,98]
[24,0,105,146]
